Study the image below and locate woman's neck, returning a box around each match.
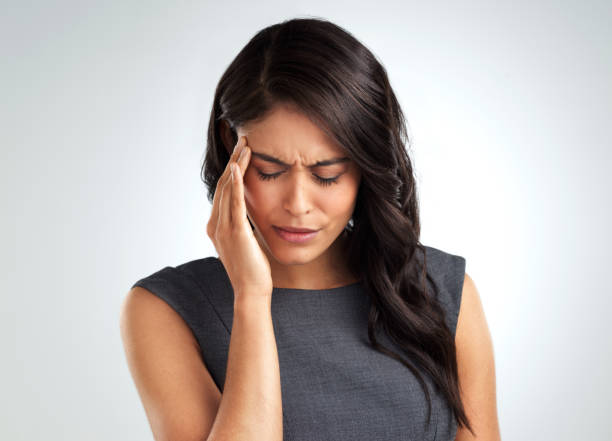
[265,230,358,290]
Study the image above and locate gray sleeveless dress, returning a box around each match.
[131,244,466,441]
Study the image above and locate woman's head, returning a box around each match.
[201,17,474,435]
[203,17,416,267]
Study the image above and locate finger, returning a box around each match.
[215,135,245,206]
[212,136,245,211]
[227,135,247,175]
[236,144,251,175]
[210,136,246,231]
[228,144,251,228]
[218,163,234,230]
[230,162,247,229]
[217,141,245,230]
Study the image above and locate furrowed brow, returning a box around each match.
[251,151,350,168]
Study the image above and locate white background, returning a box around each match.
[2,1,611,440]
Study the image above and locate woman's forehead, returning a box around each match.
[238,106,346,160]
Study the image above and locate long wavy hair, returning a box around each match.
[201,17,474,436]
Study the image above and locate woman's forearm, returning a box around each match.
[206,295,283,441]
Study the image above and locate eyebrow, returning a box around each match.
[250,151,350,168]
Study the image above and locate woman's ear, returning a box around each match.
[219,120,237,154]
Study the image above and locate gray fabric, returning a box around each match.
[131,244,466,441]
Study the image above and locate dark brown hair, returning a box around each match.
[201,16,474,436]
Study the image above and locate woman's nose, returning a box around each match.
[281,171,313,216]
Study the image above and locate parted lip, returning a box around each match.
[274,225,319,233]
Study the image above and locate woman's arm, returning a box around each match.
[206,294,283,441]
[120,287,223,441]
[120,288,283,441]
[454,273,502,441]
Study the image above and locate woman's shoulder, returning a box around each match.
[419,243,467,338]
[420,244,466,269]
[174,255,226,283]
[419,244,466,286]
[131,256,226,289]
[130,255,232,312]
[128,256,234,341]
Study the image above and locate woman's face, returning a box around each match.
[234,103,361,266]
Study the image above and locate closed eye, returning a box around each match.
[256,171,340,187]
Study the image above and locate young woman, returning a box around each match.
[120,17,500,441]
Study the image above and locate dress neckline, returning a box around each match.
[209,256,362,294]
[272,280,362,294]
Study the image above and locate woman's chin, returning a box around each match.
[267,243,318,265]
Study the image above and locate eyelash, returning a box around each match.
[256,171,340,187]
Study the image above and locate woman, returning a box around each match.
[120,17,501,441]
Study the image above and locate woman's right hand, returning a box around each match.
[206,136,273,302]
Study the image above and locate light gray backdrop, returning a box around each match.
[2,1,611,440]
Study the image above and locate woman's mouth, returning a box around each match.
[273,226,319,243]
